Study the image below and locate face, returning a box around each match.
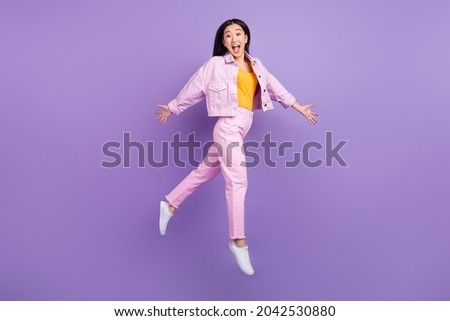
[222,24,248,59]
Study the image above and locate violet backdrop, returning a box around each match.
[1,0,449,300]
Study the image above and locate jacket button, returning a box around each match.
[263,89,266,92]
[258,75,261,78]
[264,103,267,107]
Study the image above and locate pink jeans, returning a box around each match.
[165,107,254,239]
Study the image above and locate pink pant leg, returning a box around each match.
[217,136,248,239]
[213,109,253,239]
[165,144,221,208]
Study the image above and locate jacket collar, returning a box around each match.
[224,52,257,65]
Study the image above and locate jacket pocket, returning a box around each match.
[206,82,228,115]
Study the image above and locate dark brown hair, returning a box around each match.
[212,19,251,56]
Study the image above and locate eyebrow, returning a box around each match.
[224,28,243,34]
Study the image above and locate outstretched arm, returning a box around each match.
[291,101,318,125]
[155,59,210,124]
[261,62,318,124]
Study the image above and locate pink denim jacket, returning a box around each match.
[167,52,296,117]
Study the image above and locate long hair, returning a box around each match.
[212,19,251,56]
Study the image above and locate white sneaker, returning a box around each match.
[228,241,255,276]
[159,201,173,236]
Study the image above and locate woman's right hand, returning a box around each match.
[156,104,172,124]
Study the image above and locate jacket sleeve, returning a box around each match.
[167,61,208,115]
[259,59,296,109]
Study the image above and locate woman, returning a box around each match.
[156,19,318,276]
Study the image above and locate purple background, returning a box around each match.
[1,0,449,300]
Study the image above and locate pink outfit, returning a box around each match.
[165,52,296,239]
[167,52,296,117]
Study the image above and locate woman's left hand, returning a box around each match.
[292,102,318,125]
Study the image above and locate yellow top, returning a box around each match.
[237,67,258,111]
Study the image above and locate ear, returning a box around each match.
[245,34,248,44]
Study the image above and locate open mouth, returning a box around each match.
[231,45,241,54]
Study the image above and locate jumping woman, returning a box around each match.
[156,18,318,276]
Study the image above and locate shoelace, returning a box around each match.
[241,248,252,267]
